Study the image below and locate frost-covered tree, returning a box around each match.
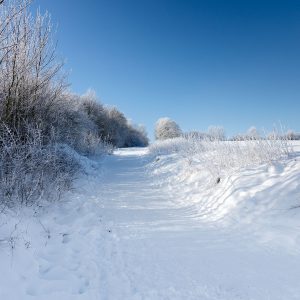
[124,124,149,147]
[155,117,182,140]
[207,126,225,141]
[0,2,64,134]
[247,126,259,140]
[285,130,300,140]
[183,131,209,140]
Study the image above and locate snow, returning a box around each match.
[1,142,300,299]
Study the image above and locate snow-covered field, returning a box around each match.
[1,142,300,299]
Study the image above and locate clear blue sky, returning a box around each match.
[32,0,300,138]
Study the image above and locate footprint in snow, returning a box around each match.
[62,233,71,244]
[77,276,90,294]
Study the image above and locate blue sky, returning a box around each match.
[32,0,300,138]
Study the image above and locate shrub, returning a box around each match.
[150,130,293,181]
[0,124,80,207]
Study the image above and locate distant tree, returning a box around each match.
[124,124,149,147]
[100,107,126,147]
[267,131,278,140]
[286,130,300,140]
[247,126,260,140]
[183,131,209,140]
[207,126,225,141]
[155,117,182,140]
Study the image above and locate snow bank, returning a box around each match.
[149,140,300,225]
[0,148,107,300]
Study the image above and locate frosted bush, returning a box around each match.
[150,133,293,179]
[149,137,189,156]
[0,126,80,207]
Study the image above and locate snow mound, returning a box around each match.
[149,141,300,226]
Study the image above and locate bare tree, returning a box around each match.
[0,0,64,137]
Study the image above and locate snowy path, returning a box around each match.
[1,147,300,299]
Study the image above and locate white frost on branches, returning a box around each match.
[155,117,182,140]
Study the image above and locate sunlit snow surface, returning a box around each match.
[1,142,300,299]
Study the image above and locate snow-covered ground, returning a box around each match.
[1,142,300,299]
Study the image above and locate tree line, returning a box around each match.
[154,118,299,141]
[0,0,148,207]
